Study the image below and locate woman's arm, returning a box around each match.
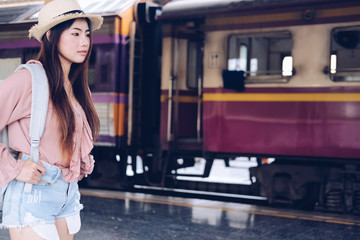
[0,69,44,186]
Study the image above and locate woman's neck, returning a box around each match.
[61,62,77,106]
[61,61,71,80]
[62,64,71,94]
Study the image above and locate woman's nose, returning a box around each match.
[81,35,89,47]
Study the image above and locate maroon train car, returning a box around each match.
[153,0,360,213]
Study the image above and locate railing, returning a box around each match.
[330,68,360,82]
[243,69,293,84]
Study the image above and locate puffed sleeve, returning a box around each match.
[78,119,94,180]
[79,154,95,180]
[0,69,32,186]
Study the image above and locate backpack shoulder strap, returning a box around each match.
[16,64,49,158]
[15,64,49,193]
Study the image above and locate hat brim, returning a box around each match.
[29,13,103,42]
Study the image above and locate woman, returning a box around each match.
[0,0,102,239]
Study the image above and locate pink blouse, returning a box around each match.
[0,68,94,186]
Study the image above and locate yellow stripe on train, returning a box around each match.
[160,93,360,103]
[202,93,360,102]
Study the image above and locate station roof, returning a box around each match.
[0,2,41,23]
[0,0,137,24]
[159,0,353,20]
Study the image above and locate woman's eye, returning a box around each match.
[72,33,79,36]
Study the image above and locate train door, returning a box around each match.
[168,33,203,145]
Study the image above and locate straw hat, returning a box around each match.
[29,0,103,42]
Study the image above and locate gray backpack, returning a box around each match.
[0,63,49,201]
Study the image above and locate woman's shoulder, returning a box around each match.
[0,67,33,120]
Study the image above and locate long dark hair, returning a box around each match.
[37,18,100,165]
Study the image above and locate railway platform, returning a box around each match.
[1,188,359,240]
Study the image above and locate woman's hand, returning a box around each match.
[15,160,46,184]
[89,154,95,172]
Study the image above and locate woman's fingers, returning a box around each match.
[15,160,47,184]
[36,162,46,175]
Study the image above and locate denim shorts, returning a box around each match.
[1,154,83,239]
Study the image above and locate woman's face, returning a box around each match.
[57,18,90,67]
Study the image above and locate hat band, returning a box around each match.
[57,10,85,18]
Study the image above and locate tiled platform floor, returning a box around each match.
[0,189,359,240]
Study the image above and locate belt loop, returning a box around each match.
[51,166,62,184]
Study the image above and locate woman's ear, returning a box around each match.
[46,30,51,41]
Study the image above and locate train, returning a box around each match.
[1,0,360,214]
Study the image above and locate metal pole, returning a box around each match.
[127,21,136,146]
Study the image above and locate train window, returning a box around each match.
[228,44,248,72]
[330,26,360,81]
[282,56,293,76]
[227,31,293,83]
[187,41,201,89]
[330,54,337,74]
